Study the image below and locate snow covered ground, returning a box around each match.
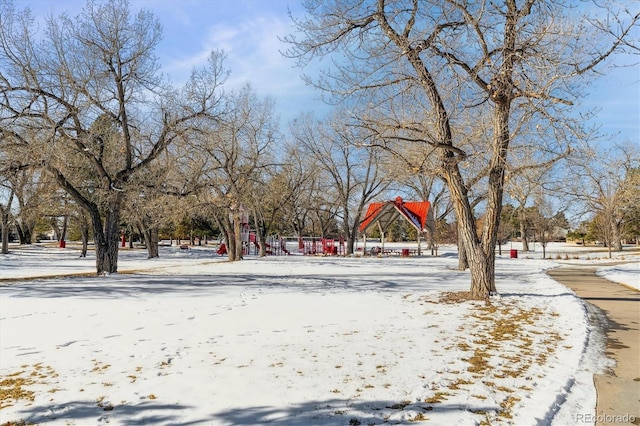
[0,242,638,425]
[596,263,640,291]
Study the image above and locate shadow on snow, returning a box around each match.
[0,270,470,299]
[11,397,501,426]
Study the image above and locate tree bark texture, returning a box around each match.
[519,212,529,252]
[1,215,9,254]
[89,195,122,275]
[233,211,244,261]
[16,224,31,245]
[76,213,90,258]
[457,226,469,271]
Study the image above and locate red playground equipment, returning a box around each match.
[216,234,290,256]
[301,237,346,256]
[216,243,227,255]
[248,233,290,255]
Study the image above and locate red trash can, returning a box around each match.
[510,249,518,258]
[402,248,410,257]
[59,240,66,248]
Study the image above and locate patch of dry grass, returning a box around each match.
[420,300,566,423]
[0,364,58,410]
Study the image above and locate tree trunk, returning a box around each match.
[611,219,623,252]
[16,224,32,245]
[49,217,68,242]
[346,237,355,256]
[143,226,159,258]
[457,226,469,270]
[1,192,13,254]
[226,229,236,261]
[1,213,9,254]
[233,211,243,260]
[79,213,90,258]
[454,201,496,299]
[447,172,495,299]
[137,225,146,246]
[346,221,358,256]
[50,218,63,241]
[61,215,68,242]
[519,212,529,252]
[215,211,238,261]
[90,197,122,275]
[467,245,496,299]
[252,214,268,257]
[139,216,160,259]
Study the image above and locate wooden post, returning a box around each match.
[377,221,385,254]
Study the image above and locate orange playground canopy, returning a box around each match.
[359,197,434,235]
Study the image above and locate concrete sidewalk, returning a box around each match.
[548,266,639,426]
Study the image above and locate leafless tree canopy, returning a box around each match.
[0,0,228,273]
[284,0,639,298]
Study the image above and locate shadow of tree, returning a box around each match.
[7,397,501,425]
[209,399,499,425]
[11,399,204,426]
[0,268,470,299]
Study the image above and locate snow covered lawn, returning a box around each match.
[597,263,640,290]
[1,243,634,425]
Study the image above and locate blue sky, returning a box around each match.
[22,0,640,145]
[130,0,326,123]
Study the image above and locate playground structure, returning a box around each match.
[217,234,345,256]
[359,196,435,256]
[213,208,346,257]
[248,233,290,256]
[216,229,291,256]
[214,197,434,257]
[299,237,346,256]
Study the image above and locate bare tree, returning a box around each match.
[568,142,640,255]
[0,0,227,274]
[529,193,569,259]
[192,84,277,261]
[505,156,561,253]
[272,143,323,245]
[123,165,178,259]
[290,111,391,255]
[247,162,304,257]
[620,168,640,245]
[285,0,638,298]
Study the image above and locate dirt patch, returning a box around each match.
[436,291,476,304]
